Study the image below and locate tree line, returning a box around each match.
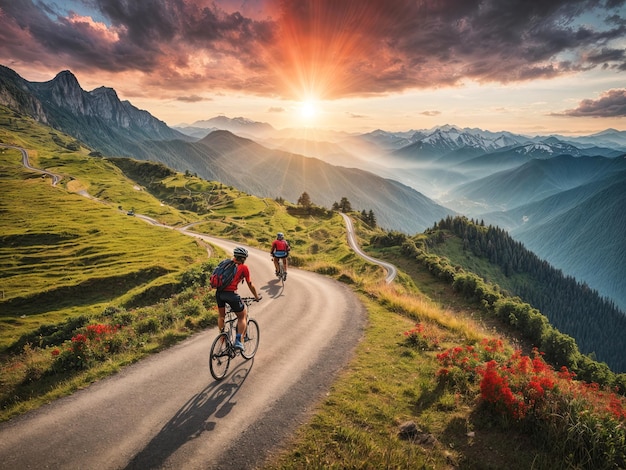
[371,216,626,393]
[430,216,626,373]
[290,192,377,227]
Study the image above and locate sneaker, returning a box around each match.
[284,272,287,279]
[234,340,245,351]
[275,271,280,276]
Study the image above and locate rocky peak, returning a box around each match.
[0,64,188,155]
[90,86,119,99]
[39,70,87,114]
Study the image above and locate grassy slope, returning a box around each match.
[0,108,207,349]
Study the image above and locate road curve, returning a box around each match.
[0,238,366,469]
[340,212,397,284]
[1,144,383,469]
[1,143,63,185]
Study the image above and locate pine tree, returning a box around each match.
[368,209,377,228]
[339,197,352,212]
[297,191,312,208]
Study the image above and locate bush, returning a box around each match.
[433,338,626,469]
[181,299,204,317]
[136,318,160,334]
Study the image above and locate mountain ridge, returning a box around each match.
[0,65,191,158]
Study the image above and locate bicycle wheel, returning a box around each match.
[279,259,285,284]
[241,318,260,359]
[209,333,231,380]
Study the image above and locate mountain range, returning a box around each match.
[0,64,624,313]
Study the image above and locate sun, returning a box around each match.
[298,99,320,124]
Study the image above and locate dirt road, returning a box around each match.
[0,239,367,469]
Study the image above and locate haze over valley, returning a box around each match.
[174,113,626,314]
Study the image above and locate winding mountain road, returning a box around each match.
[340,213,397,284]
[1,143,63,185]
[0,145,397,470]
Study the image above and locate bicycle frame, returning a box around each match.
[276,256,287,282]
[209,297,260,380]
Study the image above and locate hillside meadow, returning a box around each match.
[1,109,625,469]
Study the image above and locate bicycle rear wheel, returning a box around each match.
[209,333,231,380]
[279,259,286,284]
[241,318,260,359]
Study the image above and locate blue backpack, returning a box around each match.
[209,259,238,291]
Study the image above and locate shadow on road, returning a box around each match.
[124,359,254,469]
[261,278,285,299]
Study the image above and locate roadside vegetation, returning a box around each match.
[1,107,625,468]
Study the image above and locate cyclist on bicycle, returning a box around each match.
[215,247,261,351]
[270,232,290,279]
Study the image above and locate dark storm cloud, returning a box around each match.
[0,0,276,75]
[559,89,626,117]
[0,0,624,98]
[0,0,162,71]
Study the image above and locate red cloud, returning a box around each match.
[1,0,625,101]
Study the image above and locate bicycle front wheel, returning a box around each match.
[209,333,231,380]
[241,318,260,359]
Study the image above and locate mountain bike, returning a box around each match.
[209,297,261,380]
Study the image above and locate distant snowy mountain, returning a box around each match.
[390,126,530,163]
[512,140,585,158]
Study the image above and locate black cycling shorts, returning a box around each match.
[216,290,245,313]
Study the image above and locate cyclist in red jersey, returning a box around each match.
[270,232,291,278]
[215,247,261,351]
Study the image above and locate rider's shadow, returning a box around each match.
[263,279,284,298]
[123,359,254,469]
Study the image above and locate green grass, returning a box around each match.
[0,109,208,351]
[428,235,530,296]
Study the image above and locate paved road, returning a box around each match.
[340,212,397,284]
[0,143,63,185]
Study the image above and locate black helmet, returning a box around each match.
[277,232,284,240]
[233,246,248,258]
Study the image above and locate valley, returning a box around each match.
[176,116,626,313]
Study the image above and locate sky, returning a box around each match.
[0,0,625,136]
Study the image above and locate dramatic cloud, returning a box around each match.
[0,0,625,102]
[560,88,626,117]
